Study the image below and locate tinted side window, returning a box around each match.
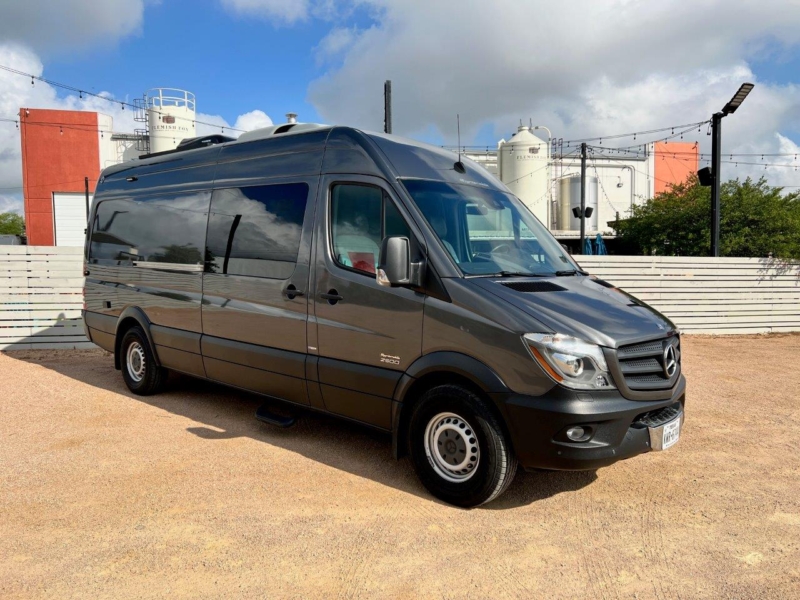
[206,183,309,278]
[89,191,210,265]
[331,184,410,275]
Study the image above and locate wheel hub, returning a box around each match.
[126,341,146,383]
[424,412,480,483]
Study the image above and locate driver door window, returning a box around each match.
[331,184,410,275]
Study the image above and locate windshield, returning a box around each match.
[401,179,577,276]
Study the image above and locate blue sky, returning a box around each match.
[2,0,800,213]
[43,0,343,128]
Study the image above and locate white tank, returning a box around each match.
[497,125,550,224]
[146,88,196,154]
[558,175,599,231]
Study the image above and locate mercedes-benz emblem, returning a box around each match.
[663,344,677,377]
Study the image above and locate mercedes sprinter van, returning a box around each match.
[83,125,686,507]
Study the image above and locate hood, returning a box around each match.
[469,275,677,349]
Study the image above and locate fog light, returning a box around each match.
[566,426,585,441]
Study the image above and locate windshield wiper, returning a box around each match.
[553,269,588,276]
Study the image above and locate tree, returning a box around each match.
[0,212,25,236]
[614,176,800,258]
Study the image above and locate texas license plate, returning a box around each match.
[662,418,681,450]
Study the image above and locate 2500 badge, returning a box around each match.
[380,353,400,365]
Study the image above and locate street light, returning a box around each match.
[703,82,754,257]
[722,83,755,115]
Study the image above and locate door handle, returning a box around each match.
[320,289,343,305]
[283,284,304,300]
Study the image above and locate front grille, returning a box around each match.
[634,404,682,428]
[615,335,680,391]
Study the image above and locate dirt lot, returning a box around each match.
[1,335,799,599]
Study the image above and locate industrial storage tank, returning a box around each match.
[498,125,549,224]
[557,175,599,231]
[146,88,196,154]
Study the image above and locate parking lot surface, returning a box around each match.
[1,335,799,599]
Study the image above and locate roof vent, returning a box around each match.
[500,280,566,293]
[286,112,298,124]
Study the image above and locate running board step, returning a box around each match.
[255,404,296,428]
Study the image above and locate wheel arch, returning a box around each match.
[114,307,161,370]
[391,352,512,459]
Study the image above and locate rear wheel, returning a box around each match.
[409,384,517,507]
[120,326,167,395]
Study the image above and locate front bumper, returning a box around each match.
[495,375,686,470]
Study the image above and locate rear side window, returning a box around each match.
[205,183,309,279]
[330,184,410,275]
[89,191,210,265]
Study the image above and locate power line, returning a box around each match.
[0,64,244,133]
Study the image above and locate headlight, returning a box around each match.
[523,333,615,390]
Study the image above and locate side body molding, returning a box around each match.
[113,307,161,370]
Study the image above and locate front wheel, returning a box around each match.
[409,384,517,507]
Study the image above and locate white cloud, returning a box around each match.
[308,0,800,185]
[0,0,146,55]
[314,27,358,64]
[0,43,273,216]
[220,0,310,24]
[233,110,274,131]
[0,194,22,215]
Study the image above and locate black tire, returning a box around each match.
[408,384,517,507]
[119,325,167,396]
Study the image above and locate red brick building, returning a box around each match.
[19,108,112,245]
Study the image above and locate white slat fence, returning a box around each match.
[578,255,800,334]
[0,246,93,350]
[0,248,798,350]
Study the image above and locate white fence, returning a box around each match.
[578,255,800,334]
[0,248,798,351]
[0,246,91,350]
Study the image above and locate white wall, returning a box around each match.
[578,255,800,334]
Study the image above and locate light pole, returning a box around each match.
[708,82,754,257]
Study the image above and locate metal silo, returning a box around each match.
[145,88,196,154]
[498,125,550,224]
[558,175,599,231]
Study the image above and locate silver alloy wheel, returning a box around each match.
[126,341,146,383]
[424,412,480,483]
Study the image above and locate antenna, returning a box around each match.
[454,114,465,173]
[457,114,462,163]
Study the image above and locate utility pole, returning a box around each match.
[383,80,392,134]
[579,142,587,254]
[709,112,723,257]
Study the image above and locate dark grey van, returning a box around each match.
[82,124,686,507]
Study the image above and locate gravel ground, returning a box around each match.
[1,334,799,599]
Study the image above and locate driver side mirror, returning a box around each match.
[377,236,425,288]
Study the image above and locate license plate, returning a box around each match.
[662,418,681,450]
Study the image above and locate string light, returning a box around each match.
[0,64,245,133]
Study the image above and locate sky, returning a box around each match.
[2,0,800,214]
